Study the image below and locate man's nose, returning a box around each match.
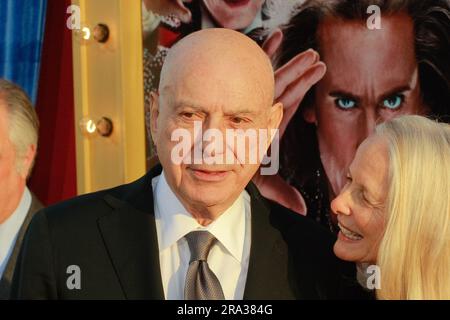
[202,116,225,132]
[331,190,352,217]
[200,117,227,156]
[356,108,378,146]
[364,109,378,137]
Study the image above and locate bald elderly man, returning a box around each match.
[11,29,362,300]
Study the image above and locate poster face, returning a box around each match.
[142,0,450,233]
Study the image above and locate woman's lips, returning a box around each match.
[224,0,251,8]
[338,222,364,241]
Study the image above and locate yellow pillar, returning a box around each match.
[72,0,146,194]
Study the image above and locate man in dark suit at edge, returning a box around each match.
[0,79,43,299]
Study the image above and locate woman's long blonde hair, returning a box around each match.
[375,115,450,299]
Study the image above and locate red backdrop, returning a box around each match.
[29,0,77,206]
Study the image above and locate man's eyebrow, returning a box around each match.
[224,109,258,116]
[329,85,412,103]
[174,102,259,116]
[329,90,361,103]
[174,101,203,111]
[378,85,411,102]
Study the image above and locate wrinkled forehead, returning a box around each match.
[160,57,273,114]
[351,136,390,198]
[317,13,417,86]
[158,29,275,114]
[0,101,11,144]
[318,13,415,55]
[161,82,263,110]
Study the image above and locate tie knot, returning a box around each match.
[185,231,217,262]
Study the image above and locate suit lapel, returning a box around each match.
[0,193,43,299]
[96,166,297,300]
[97,166,165,300]
[243,183,297,300]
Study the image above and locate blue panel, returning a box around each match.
[0,0,48,104]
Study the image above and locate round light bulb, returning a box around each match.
[72,22,92,45]
[79,117,97,137]
[82,26,91,40]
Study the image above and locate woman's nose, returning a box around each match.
[331,191,351,216]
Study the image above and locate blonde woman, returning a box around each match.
[331,115,450,300]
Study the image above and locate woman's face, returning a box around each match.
[331,135,389,263]
[203,0,264,30]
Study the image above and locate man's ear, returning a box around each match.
[303,105,317,125]
[269,102,283,131]
[150,91,160,145]
[20,144,37,179]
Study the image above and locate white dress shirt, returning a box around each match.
[0,187,31,278]
[152,171,251,300]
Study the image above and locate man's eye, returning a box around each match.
[181,112,194,118]
[335,98,356,110]
[382,94,404,110]
[231,117,244,124]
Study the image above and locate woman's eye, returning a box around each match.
[361,192,370,204]
[335,98,356,110]
[382,94,404,110]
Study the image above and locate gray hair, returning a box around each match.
[0,79,39,176]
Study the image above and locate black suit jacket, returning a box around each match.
[0,192,43,300]
[11,165,364,299]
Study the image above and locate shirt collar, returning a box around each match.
[152,171,246,263]
[0,187,31,229]
[0,187,32,277]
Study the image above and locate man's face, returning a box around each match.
[152,58,277,213]
[309,14,425,197]
[0,101,25,223]
[203,0,264,30]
